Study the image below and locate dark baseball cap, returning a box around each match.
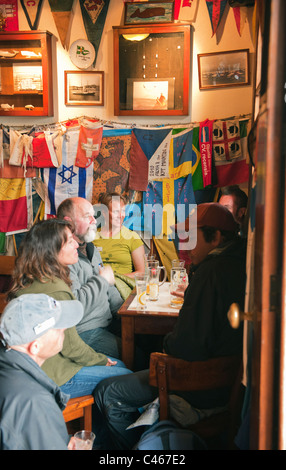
[175,203,238,233]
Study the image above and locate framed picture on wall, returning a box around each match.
[198,49,250,90]
[124,1,174,25]
[64,71,104,106]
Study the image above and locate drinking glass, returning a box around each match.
[171,259,185,269]
[148,261,167,301]
[170,268,188,308]
[135,273,148,310]
[74,430,95,450]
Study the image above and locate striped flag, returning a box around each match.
[0,178,28,233]
[205,0,228,36]
[42,127,94,218]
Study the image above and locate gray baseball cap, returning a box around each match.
[0,294,83,348]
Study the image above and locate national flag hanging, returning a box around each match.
[205,0,228,36]
[48,0,74,47]
[182,0,193,6]
[212,118,250,187]
[0,0,18,30]
[199,119,214,187]
[142,173,195,237]
[9,131,61,169]
[0,127,37,178]
[167,127,205,190]
[0,178,28,233]
[20,0,44,30]
[79,0,110,65]
[92,128,131,203]
[42,127,94,218]
[75,124,103,168]
[231,6,248,35]
[169,128,193,180]
[129,127,172,191]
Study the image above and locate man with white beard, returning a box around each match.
[56,197,124,359]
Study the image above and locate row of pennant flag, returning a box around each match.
[0,116,250,237]
[0,0,258,56]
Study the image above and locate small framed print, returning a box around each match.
[124,1,174,25]
[198,49,250,90]
[64,71,104,106]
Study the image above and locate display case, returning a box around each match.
[113,24,191,116]
[0,31,54,116]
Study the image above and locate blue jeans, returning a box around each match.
[60,357,132,398]
[79,327,121,359]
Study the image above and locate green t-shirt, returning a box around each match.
[93,226,143,275]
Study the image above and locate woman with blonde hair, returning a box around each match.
[93,192,145,278]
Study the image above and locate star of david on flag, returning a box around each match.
[42,127,94,217]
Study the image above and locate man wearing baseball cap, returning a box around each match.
[93,203,246,450]
[0,293,83,450]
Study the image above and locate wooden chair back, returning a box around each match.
[149,352,243,447]
[63,395,94,434]
[0,255,16,314]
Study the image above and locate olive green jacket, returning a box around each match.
[15,278,108,386]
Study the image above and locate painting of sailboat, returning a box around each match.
[65,71,104,106]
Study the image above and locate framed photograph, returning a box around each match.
[198,49,250,90]
[124,1,174,25]
[127,78,175,110]
[113,24,191,116]
[64,71,104,106]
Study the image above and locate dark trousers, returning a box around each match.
[94,369,158,450]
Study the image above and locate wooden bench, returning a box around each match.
[63,395,94,433]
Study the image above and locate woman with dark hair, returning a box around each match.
[8,219,131,399]
[93,192,145,278]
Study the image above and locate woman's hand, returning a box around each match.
[106,358,117,366]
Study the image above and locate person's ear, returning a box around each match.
[212,230,223,248]
[63,215,72,222]
[237,207,246,223]
[28,339,41,356]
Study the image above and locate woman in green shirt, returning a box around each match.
[93,192,145,277]
[7,219,131,398]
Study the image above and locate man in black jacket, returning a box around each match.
[93,203,246,449]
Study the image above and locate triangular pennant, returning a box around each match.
[48,0,74,48]
[232,6,248,35]
[205,0,228,36]
[20,0,44,30]
[79,0,110,65]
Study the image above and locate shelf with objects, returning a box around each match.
[0,30,54,116]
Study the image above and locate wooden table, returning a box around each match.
[118,282,180,370]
